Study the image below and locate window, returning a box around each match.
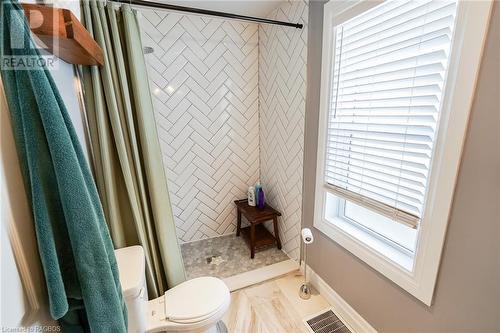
[325,0,457,268]
[315,0,493,305]
[326,0,457,229]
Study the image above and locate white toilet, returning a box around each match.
[115,246,231,333]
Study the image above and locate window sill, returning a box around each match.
[324,216,414,272]
[314,214,424,303]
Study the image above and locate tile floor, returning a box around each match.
[181,234,289,279]
[223,271,344,333]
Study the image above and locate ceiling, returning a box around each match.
[142,0,285,18]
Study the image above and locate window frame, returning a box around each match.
[314,0,493,305]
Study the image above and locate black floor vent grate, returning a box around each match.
[305,309,351,333]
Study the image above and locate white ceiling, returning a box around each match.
[143,0,285,18]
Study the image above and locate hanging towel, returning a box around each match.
[0,1,127,332]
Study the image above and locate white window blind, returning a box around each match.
[325,0,458,228]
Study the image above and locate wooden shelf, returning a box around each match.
[22,4,104,66]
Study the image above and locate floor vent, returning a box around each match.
[305,309,351,333]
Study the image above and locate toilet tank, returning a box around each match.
[115,246,148,333]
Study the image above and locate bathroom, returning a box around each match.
[1,0,499,332]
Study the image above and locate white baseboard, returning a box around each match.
[301,262,377,333]
[223,259,299,292]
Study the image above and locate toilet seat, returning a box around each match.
[164,277,230,324]
[146,276,231,333]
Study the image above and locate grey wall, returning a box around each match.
[302,1,500,332]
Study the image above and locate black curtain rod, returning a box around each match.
[110,0,303,29]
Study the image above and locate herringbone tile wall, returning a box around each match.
[139,11,260,243]
[137,2,308,259]
[259,1,308,260]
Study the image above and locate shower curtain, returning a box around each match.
[0,0,127,331]
[81,0,186,297]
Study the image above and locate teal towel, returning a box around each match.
[0,1,127,332]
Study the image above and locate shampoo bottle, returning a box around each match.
[248,186,256,206]
[257,187,265,209]
[255,182,262,206]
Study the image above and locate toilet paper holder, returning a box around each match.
[300,228,314,300]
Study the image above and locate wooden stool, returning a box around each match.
[234,199,282,259]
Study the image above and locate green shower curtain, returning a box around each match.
[81,0,186,297]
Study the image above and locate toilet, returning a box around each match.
[115,246,231,333]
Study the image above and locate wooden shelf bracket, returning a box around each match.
[21,3,104,66]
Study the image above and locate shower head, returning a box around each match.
[143,46,154,54]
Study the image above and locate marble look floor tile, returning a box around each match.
[181,234,289,279]
[274,272,330,318]
[222,272,331,333]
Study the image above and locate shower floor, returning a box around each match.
[181,234,289,279]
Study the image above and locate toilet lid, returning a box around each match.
[164,277,229,324]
